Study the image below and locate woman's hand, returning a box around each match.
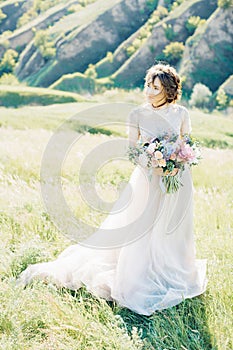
[153,167,179,176]
[168,168,179,176]
[153,168,163,176]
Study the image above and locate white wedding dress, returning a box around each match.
[16,102,208,316]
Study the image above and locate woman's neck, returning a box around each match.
[152,101,168,109]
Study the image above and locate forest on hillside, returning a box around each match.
[0,0,232,110]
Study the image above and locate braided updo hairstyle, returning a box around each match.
[144,63,182,103]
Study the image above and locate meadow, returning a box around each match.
[0,92,232,349]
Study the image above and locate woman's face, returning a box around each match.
[144,76,164,104]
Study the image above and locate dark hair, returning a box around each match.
[144,63,182,102]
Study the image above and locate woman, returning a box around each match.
[16,63,208,316]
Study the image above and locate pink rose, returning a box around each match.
[178,144,195,161]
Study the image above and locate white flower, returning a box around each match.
[146,143,156,154]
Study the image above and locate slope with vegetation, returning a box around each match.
[0,0,232,110]
[180,6,233,93]
[13,0,158,86]
[111,0,217,88]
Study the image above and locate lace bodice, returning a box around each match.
[126,102,192,147]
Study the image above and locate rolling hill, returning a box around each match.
[0,0,232,100]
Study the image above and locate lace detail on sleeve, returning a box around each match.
[126,109,140,148]
[181,107,192,135]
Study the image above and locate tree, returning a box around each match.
[163,23,176,41]
[0,73,21,85]
[163,42,185,64]
[34,30,56,60]
[218,0,233,9]
[185,16,206,35]
[216,88,228,109]
[0,9,6,24]
[190,83,212,109]
[84,64,97,79]
[0,49,18,76]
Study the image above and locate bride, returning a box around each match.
[16,63,208,316]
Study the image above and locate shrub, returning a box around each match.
[163,23,176,41]
[138,28,148,40]
[190,83,212,109]
[79,0,98,5]
[67,4,83,14]
[34,29,56,60]
[164,0,184,11]
[126,45,136,57]
[17,8,36,27]
[185,16,206,35]
[0,9,6,24]
[126,5,170,58]
[84,64,97,79]
[163,41,184,64]
[126,37,144,57]
[0,49,18,76]
[171,0,185,11]
[218,0,233,9]
[0,30,12,48]
[106,51,113,63]
[17,0,64,27]
[216,88,229,109]
[0,73,22,85]
[157,5,169,18]
[148,6,168,28]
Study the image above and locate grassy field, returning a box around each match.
[0,85,84,107]
[0,96,232,349]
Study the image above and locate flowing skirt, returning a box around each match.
[16,164,208,316]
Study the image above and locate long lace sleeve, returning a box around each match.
[181,108,192,136]
[126,109,140,148]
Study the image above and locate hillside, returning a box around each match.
[180,6,233,93]
[0,0,232,104]
[13,0,157,86]
[111,0,218,88]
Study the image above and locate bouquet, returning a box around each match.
[126,132,202,194]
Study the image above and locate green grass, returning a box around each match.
[0,85,85,107]
[190,108,233,149]
[0,97,232,349]
[0,93,233,149]
[50,72,96,94]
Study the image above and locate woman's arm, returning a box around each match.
[180,107,192,136]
